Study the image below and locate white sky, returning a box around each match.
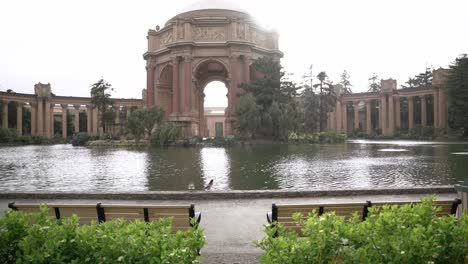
[1,0,467,106]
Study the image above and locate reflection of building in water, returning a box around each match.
[200,147,230,190]
[203,107,226,137]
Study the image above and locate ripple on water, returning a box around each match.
[451,152,468,155]
[378,149,409,152]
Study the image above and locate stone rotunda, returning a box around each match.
[143,0,283,136]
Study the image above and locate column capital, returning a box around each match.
[171,56,180,65]
[229,54,239,62]
[182,55,193,63]
[61,104,68,109]
[74,104,80,110]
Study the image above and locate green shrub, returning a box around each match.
[30,136,43,144]
[0,128,17,143]
[256,197,468,264]
[0,205,205,264]
[150,122,181,147]
[71,132,90,146]
[16,135,32,143]
[422,126,435,138]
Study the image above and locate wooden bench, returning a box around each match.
[8,202,201,231]
[267,198,461,236]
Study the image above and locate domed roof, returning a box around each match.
[179,0,248,14]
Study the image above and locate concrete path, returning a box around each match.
[0,193,457,264]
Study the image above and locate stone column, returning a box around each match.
[438,88,446,128]
[366,100,372,135]
[421,95,427,127]
[329,111,335,130]
[92,107,98,135]
[335,100,342,133]
[433,88,439,128]
[408,96,414,129]
[395,98,401,129]
[229,56,239,115]
[342,103,347,134]
[244,56,251,83]
[126,108,131,122]
[61,104,67,139]
[74,105,80,133]
[182,56,192,113]
[16,103,23,136]
[388,95,394,135]
[378,101,382,130]
[30,102,37,136]
[86,105,92,134]
[353,101,359,129]
[50,104,54,137]
[44,100,51,138]
[381,95,387,135]
[115,107,120,125]
[146,63,155,107]
[2,101,8,129]
[172,57,180,113]
[37,99,43,136]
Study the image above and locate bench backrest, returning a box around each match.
[8,202,197,231]
[270,199,461,236]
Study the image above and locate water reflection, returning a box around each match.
[200,148,230,190]
[0,140,467,191]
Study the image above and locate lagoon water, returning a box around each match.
[0,140,467,192]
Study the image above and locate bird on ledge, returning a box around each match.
[205,179,214,190]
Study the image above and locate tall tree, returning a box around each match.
[313,71,336,132]
[127,106,165,142]
[340,70,353,94]
[401,67,433,89]
[367,73,381,92]
[90,79,114,133]
[447,55,468,136]
[236,57,300,139]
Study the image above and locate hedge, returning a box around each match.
[256,197,468,263]
[0,205,205,263]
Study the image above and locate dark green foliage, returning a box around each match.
[0,206,205,264]
[288,131,346,143]
[150,122,181,146]
[257,197,468,264]
[367,73,381,92]
[90,79,114,133]
[71,132,90,146]
[128,106,165,142]
[401,67,433,89]
[0,128,17,142]
[447,55,468,137]
[340,70,353,94]
[236,57,300,139]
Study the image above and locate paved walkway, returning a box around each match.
[0,193,457,264]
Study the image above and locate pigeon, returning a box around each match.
[204,179,214,190]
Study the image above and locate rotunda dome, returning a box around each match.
[179,0,248,14]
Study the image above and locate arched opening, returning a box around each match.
[203,81,228,137]
[193,60,230,137]
[157,65,173,116]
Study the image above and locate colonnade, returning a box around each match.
[327,75,448,136]
[1,83,142,138]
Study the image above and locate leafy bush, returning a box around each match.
[0,205,205,263]
[422,126,435,138]
[257,197,468,263]
[71,132,90,146]
[288,132,346,144]
[150,122,181,147]
[17,135,32,143]
[0,128,17,143]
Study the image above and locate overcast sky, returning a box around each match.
[1,0,467,106]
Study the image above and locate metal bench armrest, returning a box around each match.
[267,211,273,224]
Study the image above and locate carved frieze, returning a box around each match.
[192,26,226,41]
[159,30,173,47]
[251,29,267,47]
[177,25,184,40]
[236,22,245,40]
